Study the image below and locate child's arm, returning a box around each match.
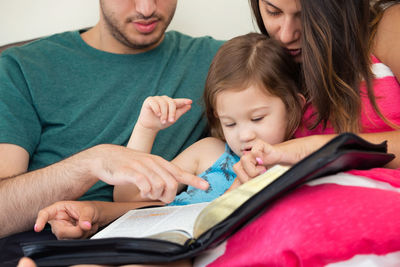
[127,96,193,152]
[172,137,227,196]
[34,200,163,239]
[114,96,193,202]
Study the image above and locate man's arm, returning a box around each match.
[0,143,208,238]
[0,144,98,238]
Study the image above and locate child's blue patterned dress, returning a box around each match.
[169,143,240,206]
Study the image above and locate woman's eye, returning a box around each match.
[225,123,236,127]
[261,0,282,16]
[266,9,281,16]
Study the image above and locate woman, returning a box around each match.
[234,0,400,178]
[196,0,400,266]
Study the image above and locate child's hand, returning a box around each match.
[234,137,306,185]
[34,201,102,239]
[137,96,192,131]
[233,139,272,185]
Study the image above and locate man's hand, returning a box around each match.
[89,145,209,203]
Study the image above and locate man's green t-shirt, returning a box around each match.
[0,30,223,202]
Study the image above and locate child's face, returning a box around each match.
[216,85,288,157]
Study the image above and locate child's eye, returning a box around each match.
[224,123,236,127]
[251,117,264,122]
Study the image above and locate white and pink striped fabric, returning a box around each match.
[195,170,400,267]
[194,55,400,266]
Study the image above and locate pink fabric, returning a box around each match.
[294,55,400,137]
[348,167,400,187]
[209,183,400,267]
[206,56,400,266]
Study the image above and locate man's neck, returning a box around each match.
[80,24,164,55]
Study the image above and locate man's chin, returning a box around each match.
[123,32,165,51]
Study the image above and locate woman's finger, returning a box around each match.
[35,209,52,232]
[50,220,85,239]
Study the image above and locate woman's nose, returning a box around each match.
[279,17,301,45]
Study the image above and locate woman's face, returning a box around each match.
[259,0,302,62]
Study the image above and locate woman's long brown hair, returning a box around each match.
[300,0,375,132]
[249,0,398,133]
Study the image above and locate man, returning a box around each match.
[0,0,222,264]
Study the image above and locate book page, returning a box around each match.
[193,165,290,238]
[91,202,209,240]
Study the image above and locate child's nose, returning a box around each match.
[239,128,256,142]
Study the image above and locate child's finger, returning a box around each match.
[175,104,191,121]
[157,96,169,124]
[173,98,192,107]
[147,98,161,117]
[235,161,251,184]
[172,98,192,121]
[165,97,177,122]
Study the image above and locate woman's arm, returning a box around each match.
[373,3,400,82]
[358,131,400,168]
[234,131,400,184]
[34,200,163,239]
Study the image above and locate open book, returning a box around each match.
[90,202,211,245]
[22,133,395,266]
[90,164,289,246]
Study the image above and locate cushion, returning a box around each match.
[195,169,400,267]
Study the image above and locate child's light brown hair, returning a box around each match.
[203,33,303,141]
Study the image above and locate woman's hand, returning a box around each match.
[34,200,166,240]
[34,201,103,239]
[234,135,332,185]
